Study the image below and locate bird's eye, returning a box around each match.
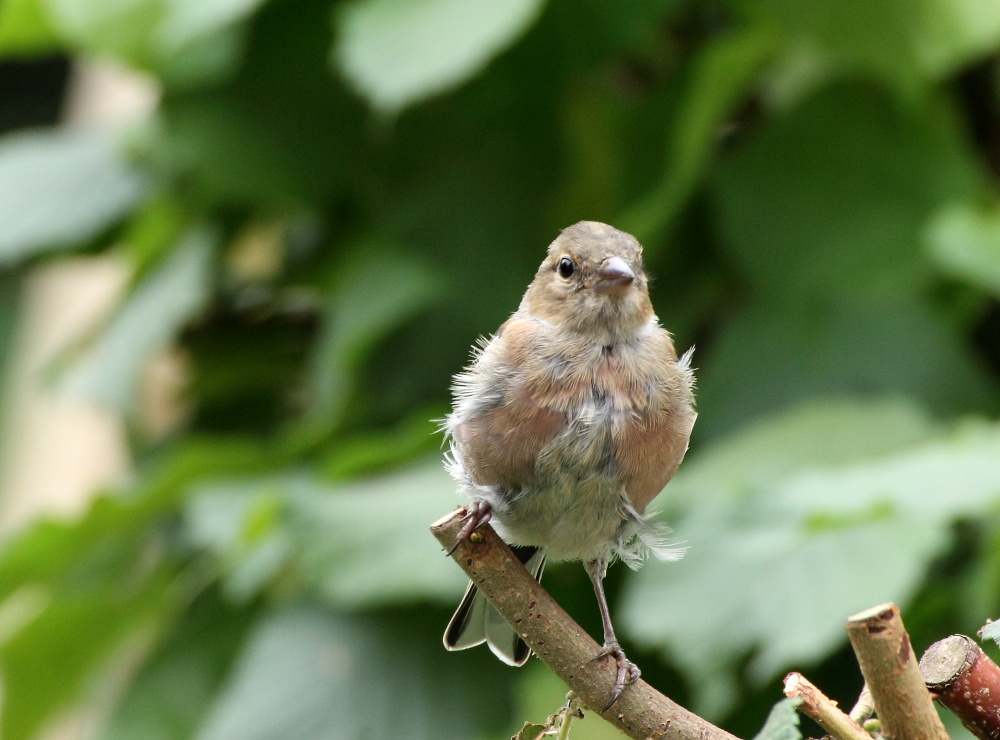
[557,257,575,278]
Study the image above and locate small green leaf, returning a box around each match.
[926,201,1000,297]
[512,723,547,740]
[0,128,145,264]
[981,619,1000,646]
[333,0,547,113]
[513,664,624,740]
[753,698,802,740]
[0,0,58,56]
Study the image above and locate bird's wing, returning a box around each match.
[617,405,696,512]
[613,333,697,513]
[451,318,565,488]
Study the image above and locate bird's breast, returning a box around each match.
[448,319,694,560]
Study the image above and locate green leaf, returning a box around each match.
[185,461,468,607]
[98,591,255,740]
[58,227,214,414]
[628,508,944,718]
[333,0,547,113]
[512,723,547,740]
[753,698,802,740]
[156,0,366,207]
[0,0,58,56]
[926,201,1000,297]
[318,406,444,482]
[694,296,996,439]
[620,28,778,245]
[714,83,978,300]
[0,128,145,264]
[980,619,1000,646]
[0,271,22,415]
[662,398,939,512]
[0,572,178,740]
[45,0,267,82]
[0,438,284,739]
[193,605,507,740]
[917,0,1000,77]
[513,664,626,740]
[299,245,441,440]
[769,418,1000,520]
[0,437,280,605]
[622,400,1000,718]
[732,0,1000,96]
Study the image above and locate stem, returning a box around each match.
[783,672,872,740]
[919,634,1000,740]
[846,603,949,740]
[555,695,579,740]
[849,684,875,724]
[430,508,740,740]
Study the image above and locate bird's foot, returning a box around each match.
[592,641,640,710]
[446,500,492,556]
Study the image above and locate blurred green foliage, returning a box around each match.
[2,0,1000,738]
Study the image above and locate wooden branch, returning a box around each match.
[919,634,1000,740]
[430,508,740,740]
[846,603,949,740]
[783,672,872,740]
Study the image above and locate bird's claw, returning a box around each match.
[446,500,492,556]
[593,641,640,710]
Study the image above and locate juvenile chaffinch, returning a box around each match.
[442,221,696,706]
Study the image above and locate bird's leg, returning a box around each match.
[446,499,492,556]
[585,558,640,710]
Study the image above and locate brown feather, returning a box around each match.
[456,316,693,510]
[452,318,566,487]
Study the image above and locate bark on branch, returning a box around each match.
[430,508,739,740]
[846,603,949,740]
[919,634,1000,740]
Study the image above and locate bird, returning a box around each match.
[441,220,696,708]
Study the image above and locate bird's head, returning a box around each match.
[521,221,654,341]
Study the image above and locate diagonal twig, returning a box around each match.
[783,672,871,740]
[430,508,739,740]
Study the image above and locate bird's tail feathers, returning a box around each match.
[443,546,545,666]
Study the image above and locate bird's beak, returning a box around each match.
[594,256,635,295]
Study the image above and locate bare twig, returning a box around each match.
[783,672,872,740]
[431,508,740,740]
[919,634,1000,740]
[846,603,949,740]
